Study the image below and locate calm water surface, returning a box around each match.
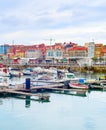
[0,74,106,130]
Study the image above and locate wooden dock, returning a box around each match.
[31,83,64,90]
[1,80,105,99]
[0,83,89,99]
[0,83,64,100]
[0,88,50,100]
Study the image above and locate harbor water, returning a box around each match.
[0,73,106,130]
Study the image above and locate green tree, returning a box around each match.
[92,57,98,64]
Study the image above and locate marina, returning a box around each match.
[0,71,106,130]
[0,0,106,129]
[0,72,106,99]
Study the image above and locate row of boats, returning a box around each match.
[0,66,106,90]
[0,66,65,77]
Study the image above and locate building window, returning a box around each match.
[48,51,54,56]
[56,51,61,57]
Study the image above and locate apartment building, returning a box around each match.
[94,44,104,58]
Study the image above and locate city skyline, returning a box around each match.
[0,0,106,45]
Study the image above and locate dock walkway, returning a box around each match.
[0,83,64,100]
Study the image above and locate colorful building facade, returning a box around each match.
[94,44,104,58]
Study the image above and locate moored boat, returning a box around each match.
[69,82,88,89]
[9,68,23,77]
[100,82,106,90]
[85,79,106,90]
[0,67,10,77]
[22,68,34,76]
[0,76,9,88]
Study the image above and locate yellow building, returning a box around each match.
[7,50,25,59]
[15,50,25,58]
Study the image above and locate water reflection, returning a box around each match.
[50,89,88,97]
[11,93,50,108]
[0,89,88,108]
[25,96,31,108]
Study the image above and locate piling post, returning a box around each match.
[25,78,31,90]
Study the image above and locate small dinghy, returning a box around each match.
[69,82,88,89]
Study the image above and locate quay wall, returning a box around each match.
[1,62,106,73]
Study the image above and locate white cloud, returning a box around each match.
[0,0,106,45]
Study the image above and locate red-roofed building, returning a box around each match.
[46,43,63,63]
[7,45,38,59]
[67,46,88,58]
[37,44,46,59]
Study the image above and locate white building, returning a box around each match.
[46,49,63,63]
[25,50,42,59]
[87,42,95,58]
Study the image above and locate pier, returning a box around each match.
[0,81,89,101]
[0,76,106,100]
[0,83,64,101]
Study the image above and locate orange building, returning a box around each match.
[94,44,104,58]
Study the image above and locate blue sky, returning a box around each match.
[0,0,106,45]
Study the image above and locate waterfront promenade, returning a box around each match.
[1,60,106,73]
[0,60,80,70]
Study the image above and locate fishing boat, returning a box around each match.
[69,82,88,89]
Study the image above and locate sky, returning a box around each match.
[0,0,106,45]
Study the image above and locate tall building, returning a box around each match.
[87,42,95,58]
[0,44,10,55]
[94,44,104,58]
